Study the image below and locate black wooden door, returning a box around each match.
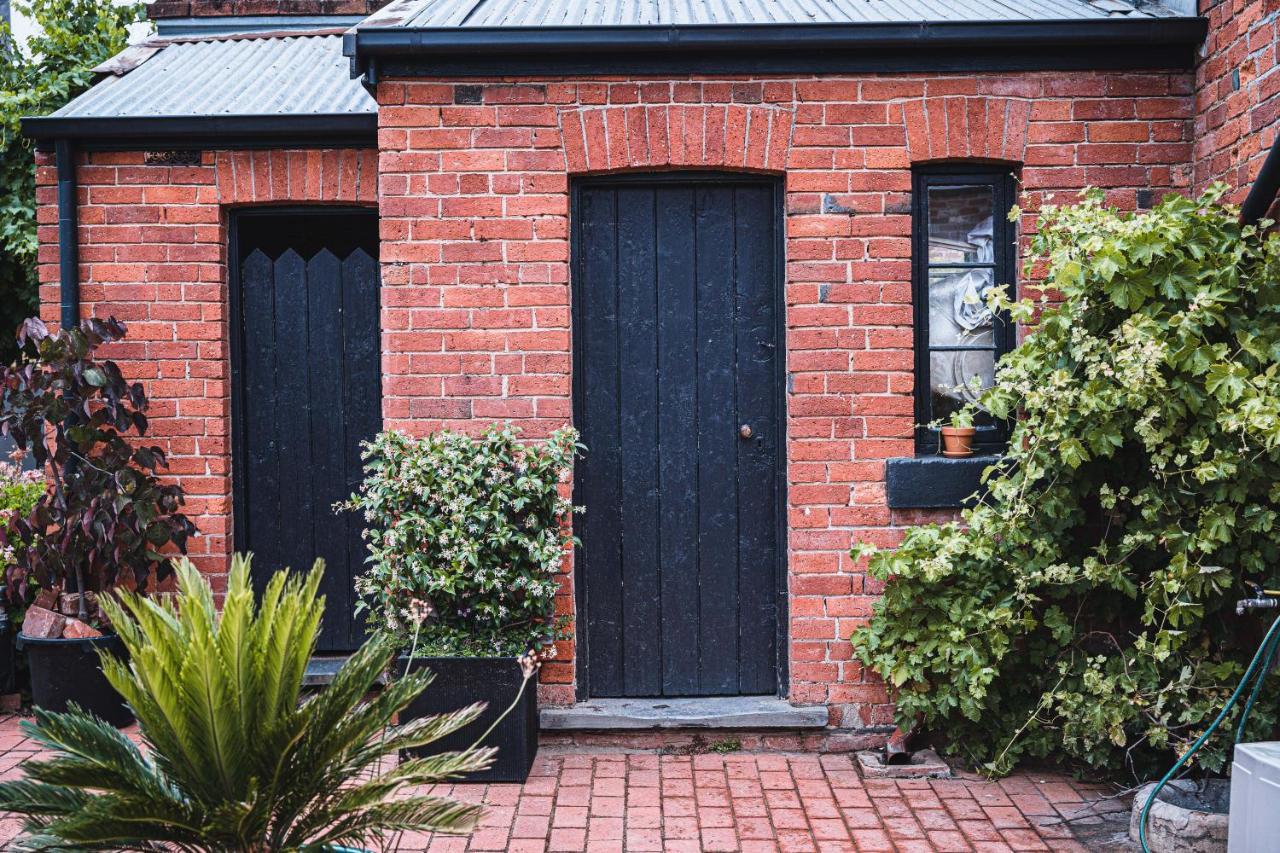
[574,175,783,698]
[231,210,381,653]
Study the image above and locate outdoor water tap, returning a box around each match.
[1237,582,1280,616]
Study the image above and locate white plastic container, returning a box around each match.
[1228,742,1280,852]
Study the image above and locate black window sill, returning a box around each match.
[886,454,1005,509]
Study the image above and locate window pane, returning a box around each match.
[928,185,995,263]
[930,349,996,425]
[928,267,995,346]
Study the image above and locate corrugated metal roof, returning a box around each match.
[362,0,1185,29]
[49,33,374,121]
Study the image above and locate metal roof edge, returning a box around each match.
[346,16,1209,59]
[155,14,366,38]
[21,113,378,144]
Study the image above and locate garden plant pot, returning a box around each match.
[19,632,133,727]
[940,426,976,457]
[0,609,18,696]
[398,655,537,783]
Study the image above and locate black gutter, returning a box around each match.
[345,17,1208,75]
[1240,133,1280,227]
[348,18,1207,57]
[54,139,78,331]
[22,113,377,150]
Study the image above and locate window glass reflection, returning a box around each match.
[928,186,995,264]
[928,268,995,346]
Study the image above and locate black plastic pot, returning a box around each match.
[398,656,537,783]
[19,632,133,727]
[0,609,17,695]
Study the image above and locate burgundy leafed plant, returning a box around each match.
[0,317,196,621]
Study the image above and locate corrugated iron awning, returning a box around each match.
[367,0,1186,28]
[345,0,1207,77]
[23,31,376,148]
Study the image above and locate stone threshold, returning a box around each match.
[304,655,380,687]
[540,697,828,731]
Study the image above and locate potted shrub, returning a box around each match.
[0,554,496,850]
[343,424,582,782]
[939,409,977,457]
[0,317,196,725]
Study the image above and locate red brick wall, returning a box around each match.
[1195,0,1280,201]
[375,72,1194,723]
[34,69,1196,728]
[34,148,378,590]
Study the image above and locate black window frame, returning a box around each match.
[911,165,1018,455]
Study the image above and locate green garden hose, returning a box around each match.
[1139,610,1280,852]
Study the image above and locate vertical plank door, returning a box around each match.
[233,211,381,653]
[574,176,783,698]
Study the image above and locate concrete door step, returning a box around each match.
[304,656,349,686]
[304,655,391,687]
[540,697,828,730]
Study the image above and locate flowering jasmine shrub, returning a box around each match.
[0,458,43,573]
[344,425,582,657]
[854,186,1280,778]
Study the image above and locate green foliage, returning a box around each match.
[710,738,742,755]
[853,186,1280,779]
[344,424,582,657]
[0,554,496,851]
[0,0,140,363]
[0,460,42,574]
[0,317,196,611]
[0,464,42,518]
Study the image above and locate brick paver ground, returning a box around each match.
[0,714,1130,851]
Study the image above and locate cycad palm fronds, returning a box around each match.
[0,554,495,852]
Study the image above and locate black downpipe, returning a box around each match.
[55,139,87,618]
[55,138,79,330]
[1240,134,1280,227]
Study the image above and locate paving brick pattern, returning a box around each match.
[0,715,1124,852]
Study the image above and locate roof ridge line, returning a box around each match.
[150,27,350,46]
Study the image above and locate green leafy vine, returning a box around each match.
[853,186,1280,778]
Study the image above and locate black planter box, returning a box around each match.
[19,632,133,728]
[0,610,17,696]
[398,656,537,783]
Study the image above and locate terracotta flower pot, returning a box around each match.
[940,426,976,458]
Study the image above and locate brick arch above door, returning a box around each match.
[560,104,793,174]
[901,97,1031,164]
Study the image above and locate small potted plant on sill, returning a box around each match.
[343,424,582,783]
[939,409,977,457]
[0,317,196,726]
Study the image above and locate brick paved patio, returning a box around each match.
[0,714,1130,851]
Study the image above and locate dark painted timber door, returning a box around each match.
[573,174,784,698]
[230,209,381,653]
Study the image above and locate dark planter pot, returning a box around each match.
[398,656,537,783]
[0,610,17,695]
[19,632,133,727]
